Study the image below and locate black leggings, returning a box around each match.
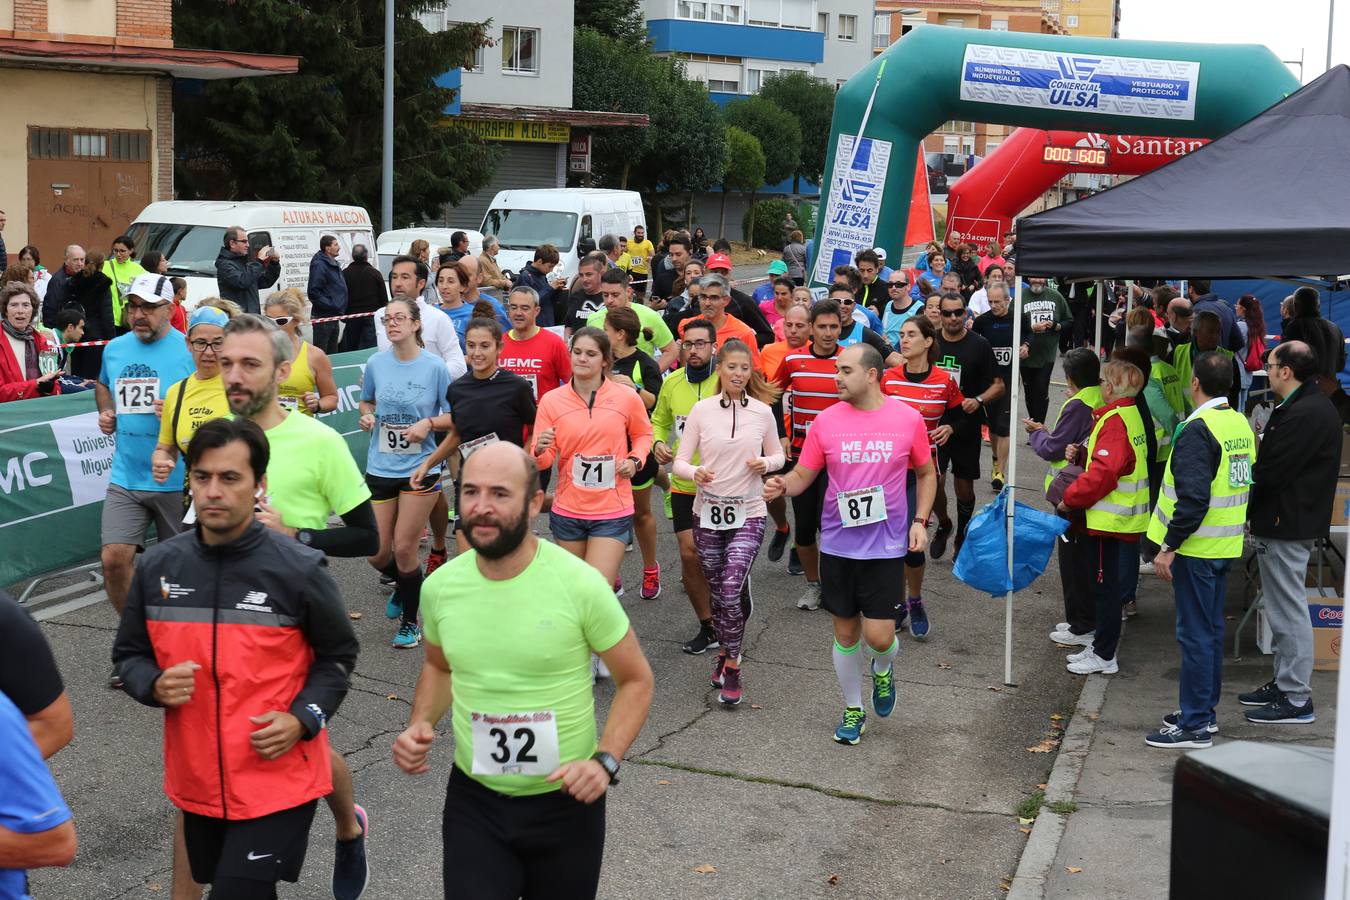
[442,767,605,900]
[790,470,829,547]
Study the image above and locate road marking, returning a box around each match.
[31,590,108,622]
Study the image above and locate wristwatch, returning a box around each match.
[592,751,621,785]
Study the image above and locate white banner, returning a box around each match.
[48,411,115,508]
[959,44,1201,121]
[813,134,892,285]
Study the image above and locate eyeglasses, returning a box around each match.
[387,313,414,325]
[268,315,293,327]
[125,301,165,313]
[229,238,248,245]
[940,309,967,318]
[1265,359,1287,372]
[189,338,225,352]
[681,339,714,350]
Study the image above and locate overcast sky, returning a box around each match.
[1119,0,1349,82]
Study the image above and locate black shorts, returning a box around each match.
[985,395,1011,438]
[671,490,696,533]
[183,800,318,888]
[790,468,829,547]
[938,433,981,482]
[443,766,605,900]
[631,453,659,491]
[366,471,441,502]
[819,553,906,620]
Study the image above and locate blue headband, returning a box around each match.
[188,306,230,332]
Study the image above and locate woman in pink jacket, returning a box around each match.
[674,338,785,705]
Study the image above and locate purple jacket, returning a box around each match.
[1029,396,1095,462]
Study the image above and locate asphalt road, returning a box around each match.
[26,376,1083,900]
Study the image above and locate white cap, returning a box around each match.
[873,247,887,261]
[127,272,174,304]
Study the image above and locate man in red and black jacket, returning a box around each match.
[114,417,358,898]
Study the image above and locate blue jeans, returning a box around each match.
[1173,554,1232,732]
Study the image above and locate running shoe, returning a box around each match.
[332,804,370,900]
[419,526,430,546]
[796,582,821,611]
[767,527,790,562]
[1066,647,1093,663]
[663,491,673,520]
[909,598,931,640]
[640,565,661,601]
[1050,628,1094,647]
[740,578,754,627]
[1139,560,1155,575]
[1239,679,1282,707]
[1122,599,1138,620]
[107,667,124,691]
[991,464,1004,493]
[787,546,804,576]
[682,622,720,655]
[894,598,909,632]
[1163,711,1218,734]
[719,665,743,706]
[385,591,402,620]
[872,666,896,718]
[1144,724,1212,749]
[592,655,611,682]
[710,654,728,688]
[626,540,634,553]
[379,573,396,588]
[833,707,867,745]
[1244,695,1316,724]
[930,522,954,560]
[1066,648,1118,675]
[424,547,448,578]
[613,578,625,597]
[392,623,421,649]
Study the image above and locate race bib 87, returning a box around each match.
[837,485,887,528]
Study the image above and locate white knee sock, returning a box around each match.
[832,640,864,708]
[866,637,899,675]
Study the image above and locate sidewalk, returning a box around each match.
[1013,554,1339,898]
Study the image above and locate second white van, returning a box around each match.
[479,189,646,283]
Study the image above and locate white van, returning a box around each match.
[479,189,646,283]
[128,201,377,307]
[375,227,484,277]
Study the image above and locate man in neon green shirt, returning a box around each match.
[104,234,147,330]
[627,225,655,297]
[395,442,653,896]
[586,268,679,371]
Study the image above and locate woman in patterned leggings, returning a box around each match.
[674,339,785,705]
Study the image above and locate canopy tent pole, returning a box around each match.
[1004,278,1025,687]
[1125,279,1134,320]
[1094,280,1104,353]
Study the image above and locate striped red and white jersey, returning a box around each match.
[775,345,840,456]
[881,365,965,450]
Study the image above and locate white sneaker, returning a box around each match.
[1139,561,1155,575]
[1067,647,1093,663]
[1050,628,1095,647]
[1066,648,1119,675]
[1055,621,1071,633]
[796,583,821,611]
[592,655,611,682]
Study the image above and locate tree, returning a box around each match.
[574,0,647,46]
[719,127,764,239]
[722,96,800,245]
[758,71,836,192]
[573,27,726,228]
[173,0,499,225]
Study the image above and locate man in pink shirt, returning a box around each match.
[764,344,937,745]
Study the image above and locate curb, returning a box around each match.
[1006,673,1111,899]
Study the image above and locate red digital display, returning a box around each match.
[1041,145,1111,166]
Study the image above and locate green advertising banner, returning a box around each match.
[0,348,375,587]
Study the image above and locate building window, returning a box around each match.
[872,14,891,49]
[710,3,741,22]
[817,11,829,34]
[940,17,964,28]
[837,14,856,40]
[942,135,959,155]
[30,128,147,161]
[417,5,445,32]
[501,26,539,75]
[708,78,739,92]
[990,18,1009,31]
[746,68,763,93]
[678,1,708,19]
[449,22,485,71]
[1066,14,1079,27]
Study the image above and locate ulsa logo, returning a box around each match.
[1049,55,1103,109]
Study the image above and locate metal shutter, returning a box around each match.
[447,142,563,229]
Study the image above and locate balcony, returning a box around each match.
[647,19,824,65]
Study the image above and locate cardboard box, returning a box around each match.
[1331,479,1350,527]
[1309,587,1342,672]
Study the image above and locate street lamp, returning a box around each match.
[1328,0,1337,72]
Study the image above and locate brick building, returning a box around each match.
[0,0,296,261]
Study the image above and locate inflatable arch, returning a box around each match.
[811,25,1299,284]
[944,128,1210,251]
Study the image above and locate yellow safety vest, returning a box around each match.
[1043,385,1105,492]
[1149,358,1186,462]
[1172,343,1233,412]
[1083,403,1151,534]
[1146,405,1253,559]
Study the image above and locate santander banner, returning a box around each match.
[944,128,1209,250]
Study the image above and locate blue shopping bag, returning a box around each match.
[952,488,1069,597]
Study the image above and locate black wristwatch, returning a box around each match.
[592,751,621,785]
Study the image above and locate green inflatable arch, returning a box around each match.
[811,25,1299,284]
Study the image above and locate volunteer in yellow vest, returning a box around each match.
[265,288,339,415]
[104,234,147,331]
[1144,352,1254,749]
[1171,310,1238,411]
[627,225,655,297]
[1055,360,1154,676]
[1025,348,1104,646]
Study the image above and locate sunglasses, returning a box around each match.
[888,281,909,288]
[940,309,966,317]
[269,315,293,327]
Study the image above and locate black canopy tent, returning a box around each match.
[1016,65,1350,282]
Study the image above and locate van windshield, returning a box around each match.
[124,223,228,277]
[480,209,578,252]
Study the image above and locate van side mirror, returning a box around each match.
[577,238,596,257]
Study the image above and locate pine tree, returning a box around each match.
[173,0,498,225]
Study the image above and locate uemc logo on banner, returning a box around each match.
[0,452,52,494]
[1049,55,1103,109]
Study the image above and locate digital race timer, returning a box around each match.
[1041,145,1111,166]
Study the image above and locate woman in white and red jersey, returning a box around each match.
[880,316,966,639]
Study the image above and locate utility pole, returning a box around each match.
[382,0,394,233]
[1329,0,1337,73]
